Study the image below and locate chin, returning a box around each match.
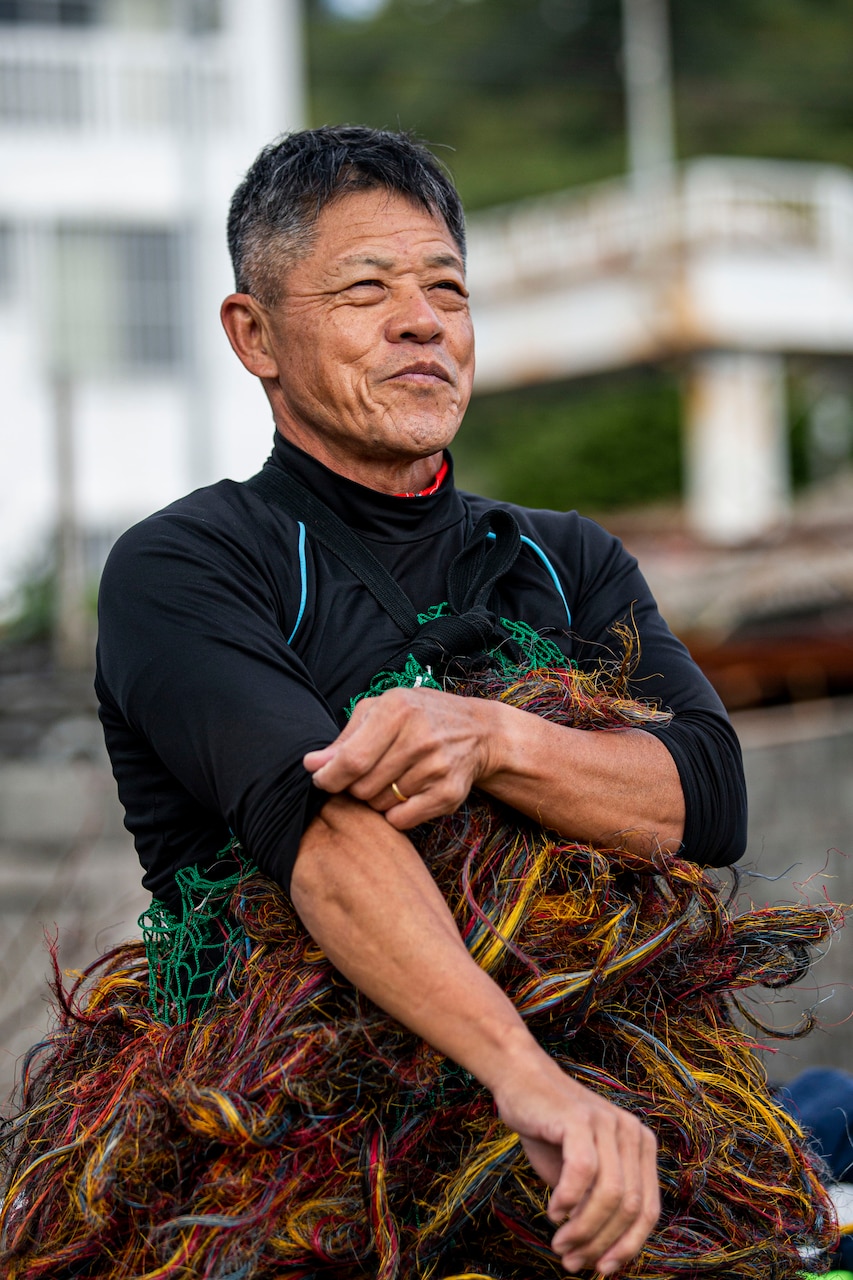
[394,419,460,453]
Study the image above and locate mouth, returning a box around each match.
[388,362,453,385]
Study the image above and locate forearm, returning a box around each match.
[475,701,685,854]
[290,792,540,1091]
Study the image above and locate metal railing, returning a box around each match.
[467,158,853,298]
[0,25,232,132]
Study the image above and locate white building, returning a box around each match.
[4,0,853,627]
[0,0,303,610]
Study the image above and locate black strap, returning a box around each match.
[246,464,419,637]
[244,461,524,671]
[447,508,521,613]
[383,509,522,672]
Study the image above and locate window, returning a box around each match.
[0,1,98,24]
[53,224,185,375]
[0,0,221,30]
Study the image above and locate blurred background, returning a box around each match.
[1,0,853,1100]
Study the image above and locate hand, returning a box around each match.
[493,1053,660,1275]
[303,686,498,828]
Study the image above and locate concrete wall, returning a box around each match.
[0,758,145,1105]
[734,696,853,1083]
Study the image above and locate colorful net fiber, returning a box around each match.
[0,658,845,1278]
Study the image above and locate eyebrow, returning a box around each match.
[425,252,465,270]
[338,253,395,270]
[336,251,464,272]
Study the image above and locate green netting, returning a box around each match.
[345,606,572,717]
[493,615,570,673]
[139,842,254,1025]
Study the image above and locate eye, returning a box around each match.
[433,280,469,300]
[342,279,386,303]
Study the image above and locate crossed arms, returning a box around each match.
[96,492,746,1273]
[293,686,685,1275]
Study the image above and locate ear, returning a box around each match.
[220,293,280,379]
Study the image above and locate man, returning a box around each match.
[93,126,746,1275]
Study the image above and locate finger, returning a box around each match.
[345,752,421,804]
[303,744,337,774]
[308,717,401,793]
[350,777,416,814]
[595,1215,654,1277]
[303,713,366,778]
[381,791,433,827]
[595,1127,659,1274]
[554,1117,656,1275]
[363,731,473,812]
[381,772,473,827]
[376,777,415,810]
[544,1136,599,1230]
[551,1116,626,1266]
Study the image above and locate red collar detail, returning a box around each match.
[395,458,449,499]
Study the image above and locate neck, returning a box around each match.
[273,428,445,495]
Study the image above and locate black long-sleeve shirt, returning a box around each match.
[96,434,747,911]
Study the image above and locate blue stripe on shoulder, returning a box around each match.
[286,521,308,645]
[519,534,572,626]
[486,530,571,626]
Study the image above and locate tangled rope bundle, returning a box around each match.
[0,661,844,1278]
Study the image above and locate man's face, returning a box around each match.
[254,189,475,483]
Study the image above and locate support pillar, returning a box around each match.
[52,372,90,671]
[621,0,677,187]
[684,351,790,545]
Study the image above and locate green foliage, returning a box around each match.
[307,0,627,209]
[786,361,853,488]
[0,546,99,653]
[453,368,682,512]
[788,373,813,491]
[672,0,853,167]
[0,556,56,647]
[307,0,853,512]
[309,0,853,198]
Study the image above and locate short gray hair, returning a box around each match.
[227,125,467,307]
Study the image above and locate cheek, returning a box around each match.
[330,314,380,366]
[321,320,382,400]
[449,313,475,362]
[308,346,374,417]
[272,315,320,385]
[455,324,476,391]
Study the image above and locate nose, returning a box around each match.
[386,286,444,344]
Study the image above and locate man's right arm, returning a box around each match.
[290,793,660,1277]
